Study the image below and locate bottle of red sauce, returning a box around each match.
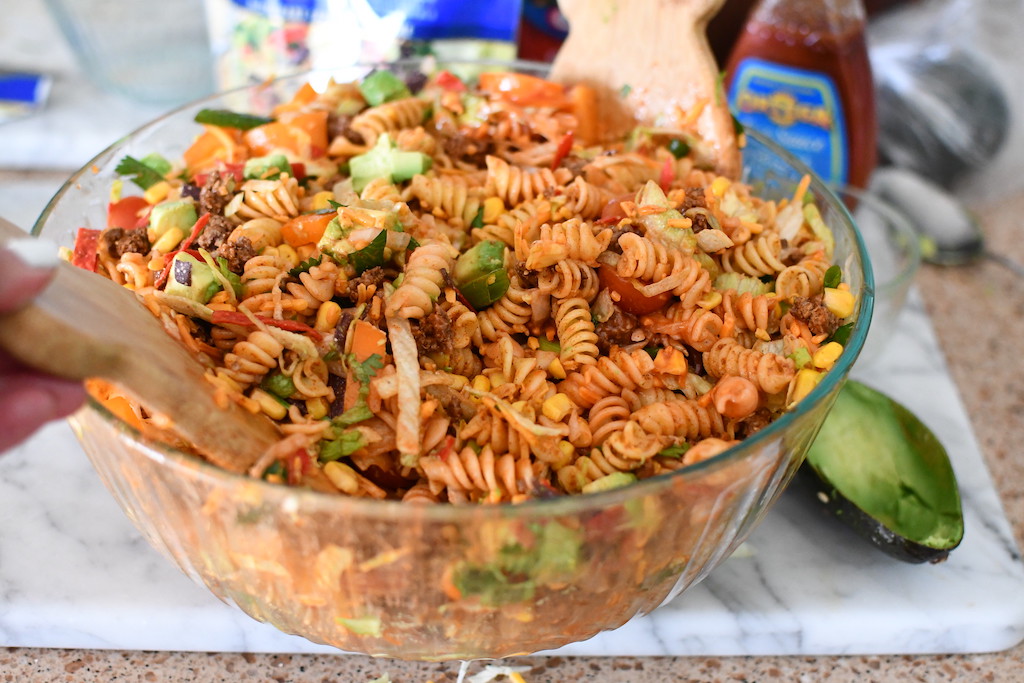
[724,0,878,188]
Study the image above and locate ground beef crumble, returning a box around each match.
[789,295,840,337]
[102,227,150,259]
[346,266,397,299]
[215,236,257,273]
[196,213,235,251]
[412,307,454,355]
[199,170,234,216]
[595,305,640,354]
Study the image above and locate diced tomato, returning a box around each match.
[550,130,574,171]
[598,264,672,316]
[477,72,569,107]
[107,196,150,230]
[183,127,243,173]
[283,111,328,159]
[193,161,245,186]
[287,447,313,486]
[244,121,313,158]
[209,310,323,342]
[599,193,635,222]
[434,70,466,92]
[71,228,101,272]
[290,162,306,180]
[281,212,333,247]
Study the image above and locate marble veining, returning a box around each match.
[1,286,1023,658]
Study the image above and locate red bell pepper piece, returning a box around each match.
[70,228,101,272]
[434,70,467,93]
[210,310,323,343]
[659,157,675,192]
[550,130,574,171]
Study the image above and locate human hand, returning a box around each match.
[0,238,87,452]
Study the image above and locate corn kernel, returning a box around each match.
[697,290,722,310]
[482,197,505,224]
[558,439,576,459]
[823,287,855,318]
[791,368,823,404]
[315,301,342,333]
[143,180,171,204]
[252,388,287,420]
[323,461,360,494]
[511,400,529,413]
[542,393,573,421]
[547,357,566,380]
[488,372,508,388]
[812,341,844,370]
[306,397,328,420]
[147,256,165,271]
[471,375,491,392]
[276,243,301,268]
[311,191,335,211]
[152,226,185,253]
[710,176,731,197]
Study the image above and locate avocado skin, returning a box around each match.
[794,464,956,564]
[800,380,964,565]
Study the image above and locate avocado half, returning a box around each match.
[799,380,964,564]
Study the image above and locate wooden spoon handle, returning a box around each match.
[0,217,278,473]
[552,0,740,177]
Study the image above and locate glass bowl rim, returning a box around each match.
[33,61,876,520]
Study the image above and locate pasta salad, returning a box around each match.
[72,67,856,504]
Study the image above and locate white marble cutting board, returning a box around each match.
[1,280,1023,657]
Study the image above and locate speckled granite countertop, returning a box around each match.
[1,185,1022,683]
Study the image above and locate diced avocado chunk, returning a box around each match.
[349,134,432,193]
[582,471,637,494]
[244,153,293,180]
[149,199,198,239]
[453,240,509,309]
[164,252,222,303]
[359,70,411,106]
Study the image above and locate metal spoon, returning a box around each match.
[869,166,1024,278]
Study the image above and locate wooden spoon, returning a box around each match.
[551,0,740,178]
[0,217,279,473]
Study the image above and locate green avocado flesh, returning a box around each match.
[804,380,964,563]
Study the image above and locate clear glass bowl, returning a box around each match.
[34,61,874,661]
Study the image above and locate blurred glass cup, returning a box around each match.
[833,186,921,365]
[44,0,216,106]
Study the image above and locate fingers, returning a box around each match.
[0,237,60,314]
[0,370,87,453]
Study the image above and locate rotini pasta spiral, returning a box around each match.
[350,97,431,147]
[228,177,300,223]
[388,240,458,319]
[554,297,599,369]
[485,156,572,206]
[719,232,785,277]
[703,338,796,395]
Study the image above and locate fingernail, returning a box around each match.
[4,237,60,270]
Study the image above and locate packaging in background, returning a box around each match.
[205,0,522,91]
[0,72,52,124]
[517,0,567,63]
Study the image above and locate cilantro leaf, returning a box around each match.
[823,265,842,289]
[470,206,485,229]
[288,255,323,278]
[829,322,854,346]
[350,353,384,385]
[115,155,166,190]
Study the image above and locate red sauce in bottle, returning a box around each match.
[725,0,877,188]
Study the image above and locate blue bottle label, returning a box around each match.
[728,57,848,185]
